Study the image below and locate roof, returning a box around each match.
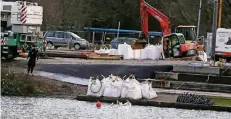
[83,27,162,36]
[177,25,196,28]
[163,33,184,37]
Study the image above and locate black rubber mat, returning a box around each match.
[35,64,173,79]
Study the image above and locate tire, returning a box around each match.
[46,42,53,50]
[74,43,81,50]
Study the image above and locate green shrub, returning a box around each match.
[1,69,41,96]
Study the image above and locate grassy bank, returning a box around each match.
[1,67,87,98]
[207,96,231,107]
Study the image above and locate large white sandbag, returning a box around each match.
[123,44,134,59]
[134,49,142,60]
[145,45,162,60]
[118,43,127,55]
[87,77,103,97]
[103,76,123,98]
[121,76,142,100]
[141,81,157,99]
[141,48,148,59]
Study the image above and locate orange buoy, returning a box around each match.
[96,100,101,109]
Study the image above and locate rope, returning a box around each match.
[176,82,186,90]
[90,80,102,93]
[222,65,231,74]
[205,74,210,83]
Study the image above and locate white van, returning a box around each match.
[215,28,231,61]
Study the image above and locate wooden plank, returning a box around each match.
[87,54,121,60]
[152,80,231,93]
[75,95,231,112]
[155,72,178,80]
[173,65,221,75]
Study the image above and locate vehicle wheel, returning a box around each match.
[74,43,81,50]
[46,42,53,50]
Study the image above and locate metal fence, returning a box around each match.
[41,26,162,45]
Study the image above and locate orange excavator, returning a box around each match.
[140,0,199,58]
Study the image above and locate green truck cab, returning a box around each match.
[1,31,45,60]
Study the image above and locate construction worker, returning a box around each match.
[27,45,39,75]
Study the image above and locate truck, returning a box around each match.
[215,28,231,62]
[1,1,45,60]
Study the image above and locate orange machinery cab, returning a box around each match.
[162,33,188,58]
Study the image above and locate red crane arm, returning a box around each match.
[140,0,171,38]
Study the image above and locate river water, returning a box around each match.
[1,96,231,119]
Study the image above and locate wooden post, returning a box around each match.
[218,0,223,28]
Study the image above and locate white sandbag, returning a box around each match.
[118,43,127,55]
[141,81,157,99]
[87,77,103,97]
[133,49,142,60]
[103,76,123,98]
[198,51,207,62]
[123,44,134,59]
[141,49,148,59]
[145,45,161,60]
[121,76,142,100]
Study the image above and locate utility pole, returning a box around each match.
[211,0,219,62]
[116,21,121,40]
[218,0,223,28]
[196,0,202,38]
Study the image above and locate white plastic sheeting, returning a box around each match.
[95,48,119,55]
[140,81,157,99]
[121,75,142,100]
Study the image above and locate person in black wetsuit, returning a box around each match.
[27,45,39,75]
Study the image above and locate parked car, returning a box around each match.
[111,37,138,49]
[44,31,89,50]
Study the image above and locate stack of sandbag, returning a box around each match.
[140,80,157,99]
[86,74,158,100]
[103,75,123,98]
[86,77,104,97]
[121,75,142,100]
